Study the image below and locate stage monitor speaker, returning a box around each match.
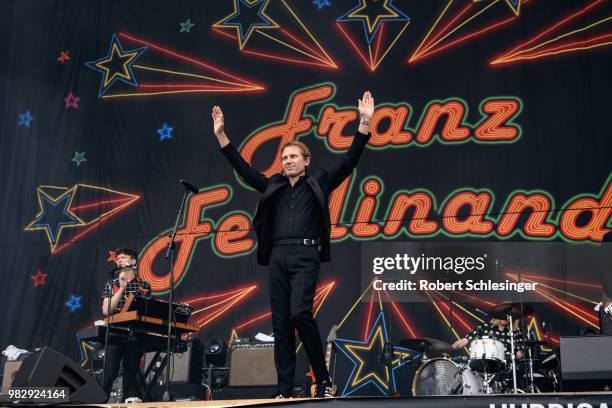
[229,342,277,386]
[145,338,203,384]
[560,335,612,382]
[12,346,107,404]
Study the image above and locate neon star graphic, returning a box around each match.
[85,33,147,97]
[334,311,413,396]
[180,18,195,33]
[336,0,410,70]
[65,294,82,312]
[157,123,174,141]
[340,0,409,43]
[24,184,140,254]
[18,110,34,127]
[214,0,280,50]
[313,0,331,10]
[57,51,70,64]
[212,0,336,69]
[31,270,48,287]
[25,188,86,252]
[64,92,80,109]
[72,151,86,166]
[86,32,264,98]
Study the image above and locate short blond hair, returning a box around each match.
[281,140,311,161]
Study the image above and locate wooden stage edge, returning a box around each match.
[82,392,612,408]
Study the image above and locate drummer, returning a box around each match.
[451,318,524,360]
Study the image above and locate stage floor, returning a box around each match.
[88,392,612,408]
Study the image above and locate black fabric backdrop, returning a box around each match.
[1,0,611,396]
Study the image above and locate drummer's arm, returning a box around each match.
[452,338,469,350]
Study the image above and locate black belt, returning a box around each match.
[273,238,320,246]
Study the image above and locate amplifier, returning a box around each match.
[229,342,276,386]
[145,338,203,384]
[560,335,612,381]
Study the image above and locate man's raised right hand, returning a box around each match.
[211,105,230,147]
[212,106,225,137]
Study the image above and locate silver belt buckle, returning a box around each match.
[303,239,310,245]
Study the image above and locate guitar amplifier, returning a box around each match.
[229,342,276,386]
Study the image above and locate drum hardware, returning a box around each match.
[412,358,483,396]
[399,338,453,362]
[508,312,519,393]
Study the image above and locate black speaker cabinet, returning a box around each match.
[560,335,612,380]
[229,342,277,386]
[12,346,107,404]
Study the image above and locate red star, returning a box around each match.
[31,270,48,287]
[107,251,117,262]
[64,92,80,109]
[57,51,70,64]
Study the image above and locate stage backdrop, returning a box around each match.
[1,0,611,396]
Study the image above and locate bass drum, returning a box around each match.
[412,358,483,396]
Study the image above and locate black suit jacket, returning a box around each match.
[220,131,371,265]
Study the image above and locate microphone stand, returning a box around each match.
[101,276,114,399]
[162,184,191,402]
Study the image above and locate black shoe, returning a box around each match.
[274,394,293,399]
[314,382,335,398]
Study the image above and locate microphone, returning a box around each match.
[106,264,137,276]
[180,179,198,194]
[541,321,547,334]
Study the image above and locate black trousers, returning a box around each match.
[269,244,330,396]
[102,342,144,400]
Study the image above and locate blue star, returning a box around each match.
[18,110,34,127]
[85,33,147,97]
[157,123,174,141]
[334,312,417,396]
[65,294,82,312]
[214,0,279,50]
[338,0,410,45]
[313,0,331,10]
[26,189,84,245]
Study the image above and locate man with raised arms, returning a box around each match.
[211,92,374,398]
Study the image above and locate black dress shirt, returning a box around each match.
[272,175,323,241]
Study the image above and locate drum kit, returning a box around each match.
[402,302,560,396]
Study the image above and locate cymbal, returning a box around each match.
[399,337,453,353]
[489,302,535,319]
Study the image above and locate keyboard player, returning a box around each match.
[101,247,152,401]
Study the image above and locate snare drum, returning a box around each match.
[469,337,506,372]
[412,358,483,396]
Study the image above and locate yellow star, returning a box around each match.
[348,0,401,34]
[95,42,143,88]
[344,325,391,389]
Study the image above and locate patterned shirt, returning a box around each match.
[101,277,152,313]
[466,322,524,360]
